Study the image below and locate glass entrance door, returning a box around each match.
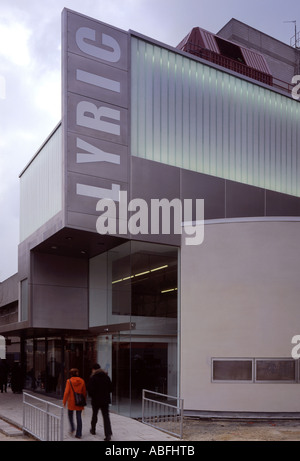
[64,337,96,385]
[89,240,179,417]
[97,334,172,418]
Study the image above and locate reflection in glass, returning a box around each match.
[111,243,177,318]
[90,241,179,417]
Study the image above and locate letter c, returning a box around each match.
[76,27,121,63]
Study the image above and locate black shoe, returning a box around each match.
[90,429,96,435]
[104,436,111,441]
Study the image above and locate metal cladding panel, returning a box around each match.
[177,27,218,53]
[240,46,271,74]
[199,29,219,53]
[62,9,129,235]
[177,27,208,51]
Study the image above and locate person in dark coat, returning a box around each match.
[87,363,113,441]
[1,359,9,392]
[0,359,8,392]
[11,362,22,393]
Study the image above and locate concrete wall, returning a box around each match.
[181,219,300,413]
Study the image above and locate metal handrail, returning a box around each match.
[180,41,297,96]
[23,392,64,441]
[181,42,272,85]
[142,389,184,439]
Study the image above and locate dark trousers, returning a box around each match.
[91,404,112,438]
[68,409,82,437]
[0,379,6,393]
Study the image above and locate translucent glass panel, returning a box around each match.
[20,124,63,242]
[131,37,300,197]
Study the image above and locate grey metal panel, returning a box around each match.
[65,9,128,71]
[32,253,88,287]
[67,92,128,146]
[66,211,100,233]
[133,155,300,222]
[31,251,88,329]
[226,181,265,218]
[62,9,129,237]
[66,210,130,240]
[32,285,88,329]
[131,156,180,203]
[181,169,225,220]
[0,274,19,308]
[266,190,300,216]
[66,132,128,182]
[67,171,128,215]
[67,52,128,108]
[130,156,181,245]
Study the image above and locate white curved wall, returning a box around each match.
[180,219,300,413]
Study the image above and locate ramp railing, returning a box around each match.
[23,392,64,441]
[142,389,184,439]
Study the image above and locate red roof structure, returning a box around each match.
[177,27,273,86]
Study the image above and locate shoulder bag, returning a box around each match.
[69,379,86,407]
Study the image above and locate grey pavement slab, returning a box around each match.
[0,389,177,442]
[0,418,24,437]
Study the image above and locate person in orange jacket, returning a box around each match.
[63,368,87,439]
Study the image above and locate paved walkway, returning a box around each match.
[0,389,177,442]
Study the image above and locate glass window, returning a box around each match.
[212,358,298,383]
[111,243,178,318]
[212,359,253,381]
[34,339,46,392]
[255,359,296,382]
[46,339,62,394]
[89,241,179,325]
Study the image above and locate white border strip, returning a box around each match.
[183,216,300,227]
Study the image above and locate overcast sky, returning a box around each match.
[0,0,299,281]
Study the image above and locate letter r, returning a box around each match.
[76,101,121,135]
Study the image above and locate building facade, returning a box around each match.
[1,10,300,417]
